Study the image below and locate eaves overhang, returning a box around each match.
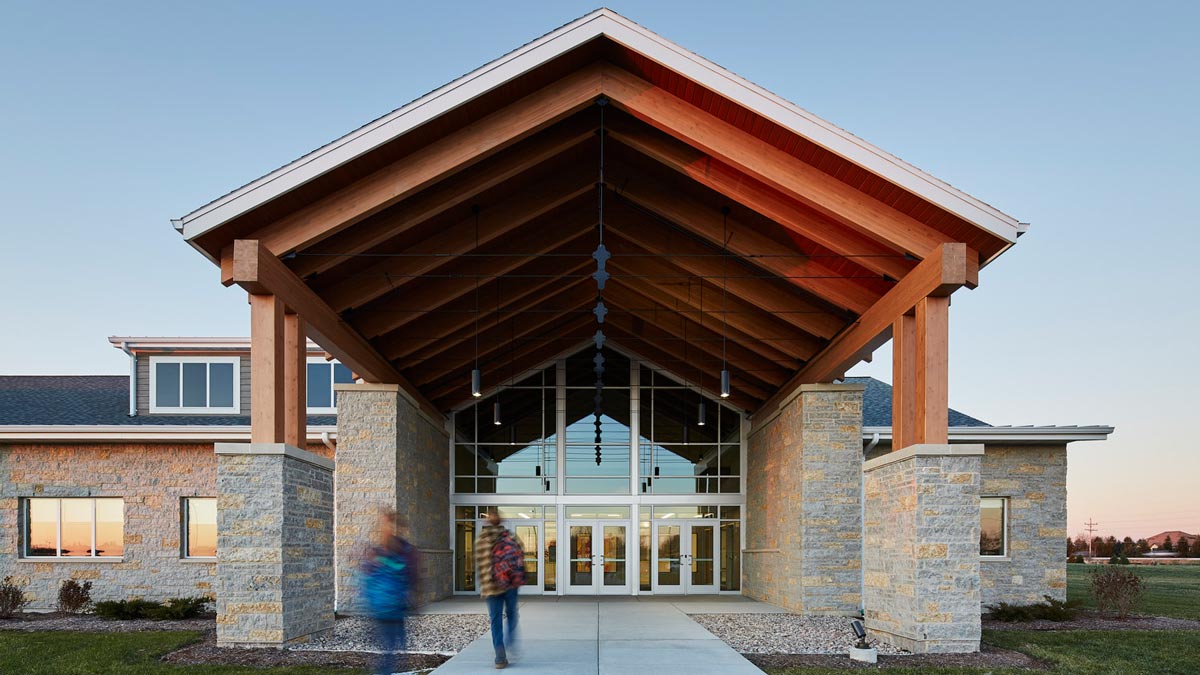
[863,425,1115,444]
[175,8,1020,261]
[0,425,338,443]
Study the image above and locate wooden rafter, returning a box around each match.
[245,64,604,257]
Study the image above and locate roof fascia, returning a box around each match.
[108,336,326,353]
[0,425,337,442]
[863,425,1114,443]
[178,9,1018,255]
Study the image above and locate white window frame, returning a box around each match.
[149,356,241,414]
[306,357,353,414]
[21,497,124,559]
[980,496,1008,559]
[181,497,217,560]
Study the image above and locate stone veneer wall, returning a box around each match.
[335,384,451,612]
[863,445,983,653]
[215,444,334,645]
[979,444,1068,605]
[0,443,217,609]
[744,384,863,614]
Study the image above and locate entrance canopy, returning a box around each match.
[177,9,1022,448]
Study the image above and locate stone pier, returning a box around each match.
[334,384,452,612]
[215,443,335,646]
[744,383,864,614]
[862,444,983,653]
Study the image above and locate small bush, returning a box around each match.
[1069,555,1086,564]
[1090,566,1144,618]
[1109,554,1131,565]
[94,596,212,620]
[57,579,93,614]
[986,595,1081,622]
[0,576,30,619]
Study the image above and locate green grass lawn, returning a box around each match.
[0,631,354,675]
[1067,563,1200,620]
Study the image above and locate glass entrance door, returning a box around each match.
[652,521,718,594]
[565,520,630,594]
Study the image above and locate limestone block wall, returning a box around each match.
[863,445,983,653]
[335,385,451,612]
[216,444,334,645]
[979,444,1068,606]
[744,384,863,614]
[0,443,217,609]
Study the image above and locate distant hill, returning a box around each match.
[1146,531,1198,549]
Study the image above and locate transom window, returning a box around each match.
[150,356,240,413]
[306,358,355,413]
[182,497,217,558]
[980,497,1007,557]
[23,497,124,558]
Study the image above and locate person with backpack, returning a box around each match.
[360,509,418,675]
[474,510,525,669]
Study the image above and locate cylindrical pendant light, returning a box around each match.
[697,400,706,426]
[471,368,482,397]
[720,369,731,398]
[493,400,501,425]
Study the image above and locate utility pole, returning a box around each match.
[1084,519,1100,558]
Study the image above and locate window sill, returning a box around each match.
[981,555,1010,562]
[180,557,217,564]
[18,557,125,564]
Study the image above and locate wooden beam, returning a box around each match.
[320,168,594,312]
[914,295,949,445]
[602,65,958,261]
[605,200,847,339]
[290,116,596,278]
[754,243,976,418]
[892,312,917,450]
[283,312,307,447]
[225,239,443,421]
[249,293,285,444]
[607,162,883,314]
[249,64,604,256]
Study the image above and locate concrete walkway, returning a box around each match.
[430,596,770,674]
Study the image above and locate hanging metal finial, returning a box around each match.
[591,97,609,465]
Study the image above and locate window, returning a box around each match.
[980,497,1007,557]
[150,357,240,413]
[23,498,124,558]
[306,358,355,413]
[182,498,216,558]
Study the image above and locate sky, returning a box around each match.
[1,1,1197,540]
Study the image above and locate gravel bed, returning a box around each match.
[0,612,214,633]
[692,613,907,655]
[983,610,1200,631]
[746,643,1049,671]
[291,614,489,654]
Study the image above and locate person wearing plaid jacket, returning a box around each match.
[474,511,522,668]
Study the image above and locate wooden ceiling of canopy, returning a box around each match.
[208,36,1010,417]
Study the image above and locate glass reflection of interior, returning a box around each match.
[569,526,593,586]
[657,525,681,586]
[980,497,1005,556]
[185,497,216,558]
[603,526,626,586]
[544,520,557,591]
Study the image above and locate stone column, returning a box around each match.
[862,444,984,653]
[335,384,451,613]
[215,443,334,646]
[744,383,863,614]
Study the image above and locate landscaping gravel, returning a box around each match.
[691,613,908,655]
[291,614,489,655]
[0,612,213,633]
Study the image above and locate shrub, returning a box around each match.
[1090,566,1144,618]
[986,595,1081,622]
[1069,554,1086,564]
[1109,554,1131,565]
[0,576,30,619]
[94,597,212,620]
[57,579,93,614]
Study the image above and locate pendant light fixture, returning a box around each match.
[492,400,501,426]
[493,281,504,425]
[470,204,483,398]
[591,96,611,466]
[719,206,731,399]
[698,399,706,426]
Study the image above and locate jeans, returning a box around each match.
[375,618,408,675]
[486,588,519,663]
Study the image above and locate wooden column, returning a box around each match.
[284,312,307,448]
[913,295,950,445]
[892,312,918,450]
[250,293,285,443]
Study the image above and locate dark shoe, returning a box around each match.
[495,659,508,669]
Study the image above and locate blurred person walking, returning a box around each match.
[475,510,526,669]
[361,509,419,675]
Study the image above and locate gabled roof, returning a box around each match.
[846,376,988,427]
[177,9,1020,252]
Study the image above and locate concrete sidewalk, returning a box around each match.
[430,596,768,674]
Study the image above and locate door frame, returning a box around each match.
[563,519,632,595]
[651,519,720,595]
[476,518,543,595]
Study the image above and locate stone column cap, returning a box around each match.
[863,443,984,472]
[798,382,868,393]
[215,442,334,471]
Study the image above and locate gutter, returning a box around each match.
[861,425,1114,443]
[860,431,879,614]
[119,341,136,417]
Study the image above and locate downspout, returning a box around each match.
[321,431,335,452]
[861,431,880,614]
[119,342,136,417]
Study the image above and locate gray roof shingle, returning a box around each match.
[844,376,989,427]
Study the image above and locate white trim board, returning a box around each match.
[862,425,1114,443]
[177,8,1020,257]
[0,425,337,442]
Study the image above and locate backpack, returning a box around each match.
[362,545,412,620]
[492,532,526,589]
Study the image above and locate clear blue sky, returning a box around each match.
[2,1,1197,539]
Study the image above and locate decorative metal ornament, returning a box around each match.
[590,96,611,465]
